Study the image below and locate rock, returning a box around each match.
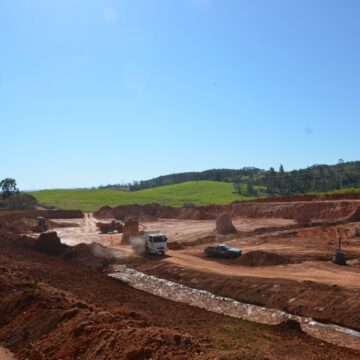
[33,231,62,255]
[216,213,237,235]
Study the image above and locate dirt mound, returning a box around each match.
[232,193,360,203]
[33,232,63,256]
[0,230,211,360]
[95,204,215,221]
[216,213,237,234]
[177,207,213,220]
[0,212,33,233]
[93,205,113,218]
[227,201,359,220]
[39,210,84,219]
[236,251,294,267]
[0,271,201,360]
[62,243,116,271]
[122,218,140,244]
[95,204,158,220]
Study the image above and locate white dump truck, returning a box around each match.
[130,231,168,256]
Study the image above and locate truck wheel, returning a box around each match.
[101,229,108,234]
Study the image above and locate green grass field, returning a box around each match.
[29,181,258,212]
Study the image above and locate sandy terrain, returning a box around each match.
[54,215,360,290]
[0,346,16,360]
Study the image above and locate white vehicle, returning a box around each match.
[130,231,168,255]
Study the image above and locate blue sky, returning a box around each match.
[1,0,359,190]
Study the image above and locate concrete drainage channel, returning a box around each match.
[109,265,360,352]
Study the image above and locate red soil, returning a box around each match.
[2,231,356,359]
[94,204,214,221]
[94,198,360,224]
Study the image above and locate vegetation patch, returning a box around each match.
[29,181,260,212]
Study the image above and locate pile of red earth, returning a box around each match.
[94,204,214,221]
[13,232,116,272]
[216,213,237,234]
[121,218,140,244]
[95,199,360,223]
[0,212,33,233]
[235,251,294,267]
[252,193,360,202]
[0,250,202,359]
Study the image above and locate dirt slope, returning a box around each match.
[94,199,360,223]
[128,257,360,333]
[1,231,358,359]
[94,204,214,221]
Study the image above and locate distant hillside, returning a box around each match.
[30,181,260,212]
[100,161,360,195]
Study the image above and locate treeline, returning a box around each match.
[98,161,360,196]
[234,161,360,196]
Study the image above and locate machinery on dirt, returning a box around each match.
[31,217,51,233]
[204,243,242,259]
[332,238,347,266]
[96,220,124,234]
[130,231,168,256]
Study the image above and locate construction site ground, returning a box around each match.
[2,199,360,358]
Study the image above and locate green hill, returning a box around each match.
[29,181,259,212]
[103,161,360,195]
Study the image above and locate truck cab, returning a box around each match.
[146,233,168,255]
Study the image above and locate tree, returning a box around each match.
[278,164,286,194]
[338,159,345,190]
[246,177,257,196]
[233,182,242,195]
[0,178,19,199]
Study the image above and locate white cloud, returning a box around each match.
[103,6,118,23]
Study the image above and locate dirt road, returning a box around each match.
[165,250,360,288]
[53,215,360,290]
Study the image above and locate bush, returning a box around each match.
[3,193,38,210]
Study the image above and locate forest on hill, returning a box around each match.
[98,161,360,196]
